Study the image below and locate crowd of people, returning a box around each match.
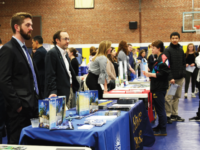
[0,11,200,145]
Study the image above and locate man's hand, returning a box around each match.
[170,79,175,84]
[17,106,22,113]
[190,63,195,67]
[49,94,57,98]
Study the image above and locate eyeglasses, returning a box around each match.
[61,38,70,41]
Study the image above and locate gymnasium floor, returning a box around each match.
[2,85,200,150]
[144,85,200,150]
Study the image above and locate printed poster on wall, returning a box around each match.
[75,0,94,8]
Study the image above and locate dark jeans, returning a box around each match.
[153,91,167,129]
[86,72,103,99]
[185,68,198,93]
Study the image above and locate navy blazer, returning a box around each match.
[44,46,79,101]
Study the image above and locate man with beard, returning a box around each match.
[45,30,79,109]
[0,12,42,144]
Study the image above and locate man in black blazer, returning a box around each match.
[0,12,41,144]
[32,36,47,97]
[45,30,79,108]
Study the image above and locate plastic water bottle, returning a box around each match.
[136,70,138,79]
[115,77,119,88]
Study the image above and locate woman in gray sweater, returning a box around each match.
[86,40,111,99]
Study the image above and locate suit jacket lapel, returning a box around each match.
[55,47,69,76]
[11,38,32,72]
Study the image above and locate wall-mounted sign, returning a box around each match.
[75,0,94,9]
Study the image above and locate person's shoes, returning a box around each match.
[172,115,185,122]
[154,129,167,136]
[171,115,177,121]
[152,126,160,131]
[189,116,200,121]
[184,93,187,98]
[167,117,172,124]
[192,93,196,97]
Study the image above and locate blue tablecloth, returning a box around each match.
[19,101,155,150]
[129,100,155,150]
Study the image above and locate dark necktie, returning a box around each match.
[22,45,39,95]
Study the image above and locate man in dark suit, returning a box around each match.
[0,12,41,144]
[32,36,47,97]
[45,30,79,108]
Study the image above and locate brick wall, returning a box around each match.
[0,0,199,45]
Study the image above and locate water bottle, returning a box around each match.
[115,77,119,88]
[136,70,138,79]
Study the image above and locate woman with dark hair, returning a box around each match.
[110,47,118,62]
[67,47,81,101]
[137,49,146,60]
[106,48,116,91]
[89,46,96,61]
[67,48,79,75]
[87,47,97,68]
[184,43,199,98]
[108,47,119,77]
[137,49,146,76]
[117,41,135,78]
[143,40,170,136]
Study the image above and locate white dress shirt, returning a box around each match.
[56,45,72,84]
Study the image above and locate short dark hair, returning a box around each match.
[0,38,2,44]
[33,36,43,44]
[152,40,164,52]
[128,43,132,46]
[11,12,32,34]
[52,30,66,45]
[170,32,180,39]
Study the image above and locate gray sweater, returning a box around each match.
[88,55,109,84]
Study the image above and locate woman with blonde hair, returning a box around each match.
[184,43,199,98]
[86,41,111,99]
